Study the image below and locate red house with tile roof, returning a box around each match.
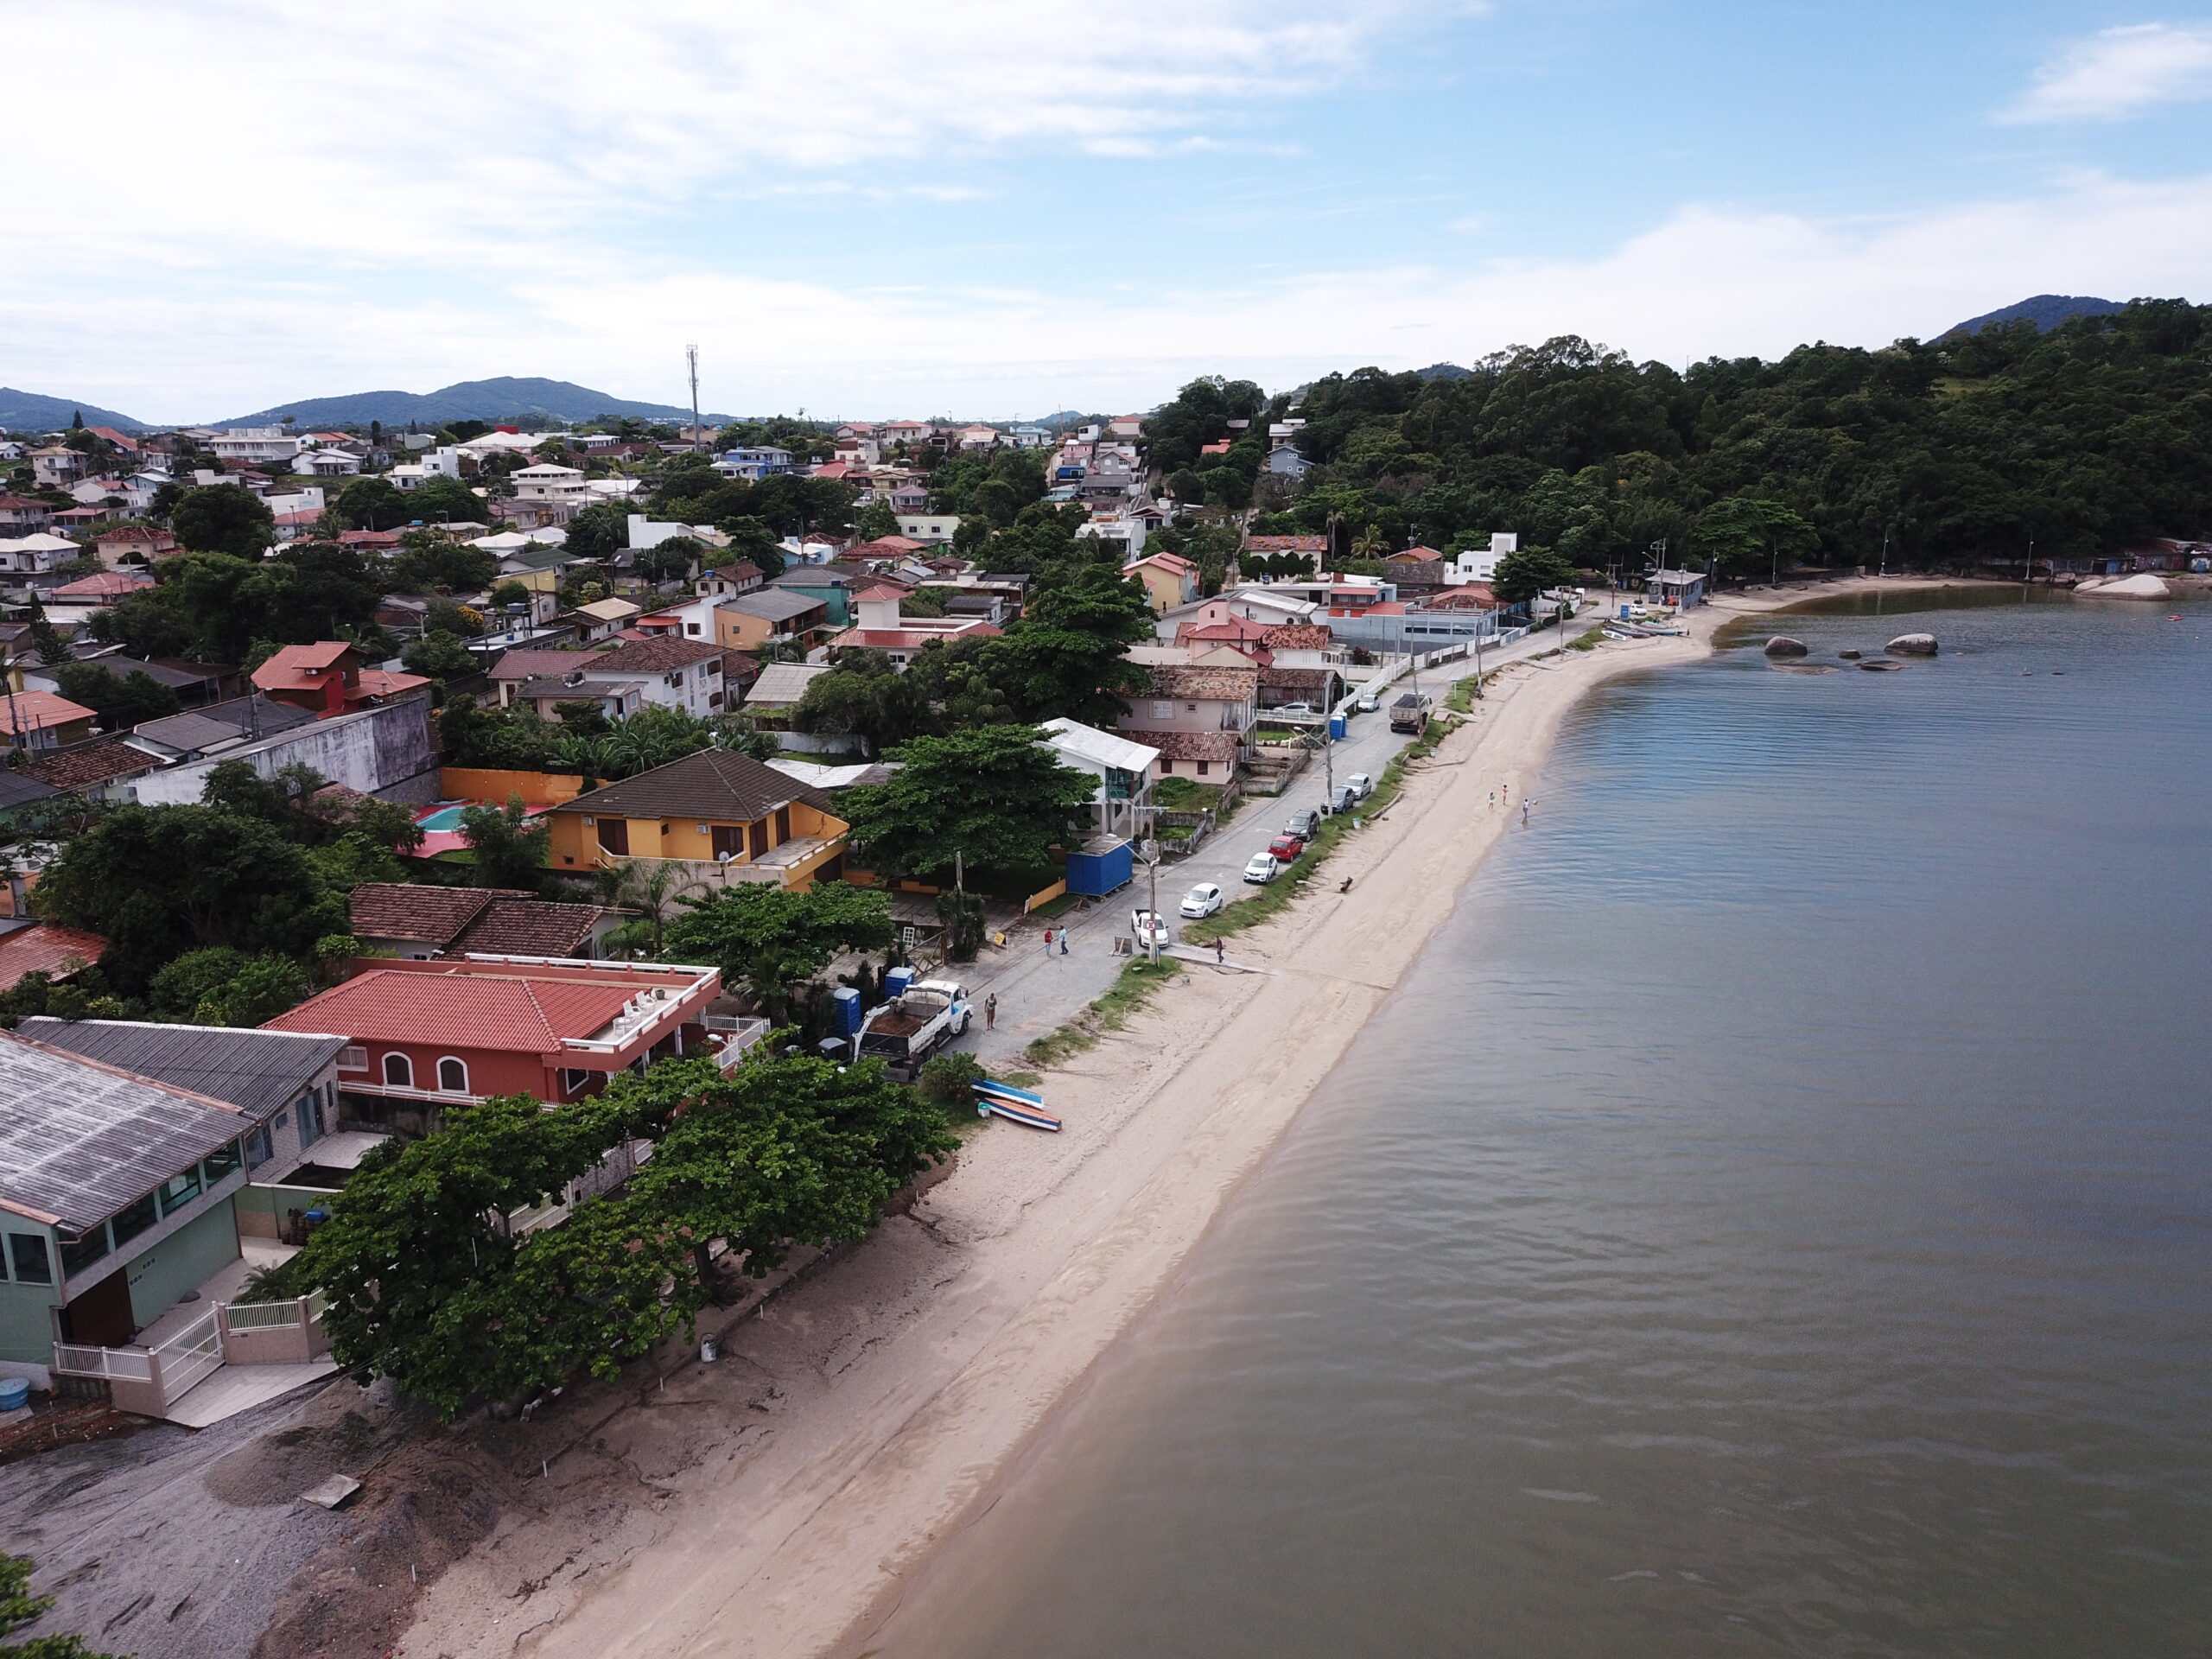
[264,956,722,1127]
[251,643,429,717]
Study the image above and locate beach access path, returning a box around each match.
[390,577,1965,1659]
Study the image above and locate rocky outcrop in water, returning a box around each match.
[2076,573,2171,599]
[1764,636,1810,658]
[1839,649,1862,660]
[1859,658,1905,671]
[1886,633,1938,656]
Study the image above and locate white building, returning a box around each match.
[512,463,592,503]
[894,515,960,545]
[1446,532,1517,585]
[1037,717,1160,841]
[208,428,303,465]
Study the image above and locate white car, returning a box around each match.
[1179,883,1224,918]
[1356,693,1381,712]
[1346,772,1374,800]
[1273,702,1315,716]
[1243,852,1281,885]
[1131,909,1174,949]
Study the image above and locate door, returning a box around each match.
[773,807,791,843]
[710,823,745,861]
[60,1267,136,1346]
[597,817,630,855]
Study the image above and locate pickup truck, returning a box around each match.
[855,979,970,1077]
[1389,693,1433,734]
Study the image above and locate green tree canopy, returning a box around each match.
[1,1550,122,1658]
[50,663,181,731]
[661,883,893,1018]
[406,474,484,527]
[402,628,480,683]
[564,500,630,562]
[170,482,275,556]
[331,475,409,531]
[1491,544,1577,607]
[839,723,1096,885]
[35,804,343,992]
[459,793,550,894]
[390,529,498,593]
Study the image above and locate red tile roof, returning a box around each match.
[1259,624,1333,650]
[349,883,529,945]
[1118,728,1240,762]
[264,967,639,1054]
[17,737,158,790]
[0,924,109,994]
[52,570,155,600]
[0,692,95,737]
[589,636,724,673]
[448,899,614,958]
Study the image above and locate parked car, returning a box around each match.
[1326,784,1357,815]
[1268,832,1306,861]
[1273,702,1315,716]
[1283,808,1320,840]
[1179,882,1224,918]
[1243,852,1281,885]
[1347,772,1375,800]
[1131,909,1173,949]
[1355,692,1381,713]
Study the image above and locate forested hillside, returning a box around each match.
[1152,298,2212,576]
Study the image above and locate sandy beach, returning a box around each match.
[391,577,1966,1659]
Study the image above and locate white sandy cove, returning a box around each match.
[399,581,1946,1659]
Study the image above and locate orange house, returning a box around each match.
[541,747,849,892]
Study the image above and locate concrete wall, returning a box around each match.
[124,1198,240,1332]
[0,1255,62,1372]
[236,1180,341,1242]
[441,766,586,804]
[134,701,438,806]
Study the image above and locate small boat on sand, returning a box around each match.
[975,1078,1060,1131]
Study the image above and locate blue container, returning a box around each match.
[833,985,862,1034]
[0,1376,29,1411]
[1619,603,1632,620]
[1328,715,1347,740]
[886,966,916,1000]
[1064,838,1135,897]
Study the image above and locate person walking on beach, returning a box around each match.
[1522,798,1531,826]
[985,992,997,1031]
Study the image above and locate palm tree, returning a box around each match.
[1351,524,1388,560]
[591,858,706,956]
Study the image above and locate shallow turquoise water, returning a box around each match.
[874,591,2212,1659]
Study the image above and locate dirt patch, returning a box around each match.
[251,1435,512,1659]
[207,1388,422,1507]
[0,1397,149,1466]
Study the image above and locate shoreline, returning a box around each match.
[395,576,1963,1659]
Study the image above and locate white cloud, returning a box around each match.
[1999,22,2212,123]
[17,169,2203,423]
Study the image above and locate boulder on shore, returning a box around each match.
[2076,573,2171,599]
[1764,635,1810,658]
[1886,632,1938,656]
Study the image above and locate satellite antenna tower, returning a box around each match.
[687,343,702,450]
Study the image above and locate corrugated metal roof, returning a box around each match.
[20,1020,346,1123]
[0,1032,250,1231]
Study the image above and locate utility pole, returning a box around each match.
[1147,854,1160,965]
[686,344,702,452]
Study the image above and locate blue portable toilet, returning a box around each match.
[1063,836,1135,897]
[833,985,862,1034]
[1619,603,1632,620]
[886,966,916,1000]
[1328,714,1347,740]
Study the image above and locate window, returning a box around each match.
[297,1091,325,1146]
[340,1046,367,1071]
[561,1067,591,1096]
[437,1057,468,1094]
[246,1124,275,1167]
[203,1141,243,1182]
[1197,760,1211,777]
[711,823,744,861]
[773,807,791,842]
[1186,702,1198,713]
[110,1191,160,1248]
[382,1052,413,1090]
[158,1167,202,1217]
[597,817,630,855]
[7,1232,52,1286]
[1151,701,1173,719]
[59,1226,108,1278]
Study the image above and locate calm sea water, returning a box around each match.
[874,590,2212,1659]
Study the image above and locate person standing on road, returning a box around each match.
[1215,938,1225,965]
[1060,929,1070,955]
[985,992,997,1031]
[1042,928,1053,957]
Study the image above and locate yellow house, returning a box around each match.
[542,747,849,892]
[1122,550,1199,613]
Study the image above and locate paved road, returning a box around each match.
[945,622,1587,1072]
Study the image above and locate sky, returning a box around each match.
[6,1,2212,423]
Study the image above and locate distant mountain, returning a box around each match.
[216,377,737,429]
[1942,295,2125,338]
[0,387,149,434]
[1414,362,1473,380]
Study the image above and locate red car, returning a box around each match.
[1268,833,1306,861]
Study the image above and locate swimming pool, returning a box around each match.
[416,804,469,832]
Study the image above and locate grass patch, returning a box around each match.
[1022,957,1183,1067]
[1028,892,1080,920]
[1153,776,1224,811]
[1567,626,1607,652]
